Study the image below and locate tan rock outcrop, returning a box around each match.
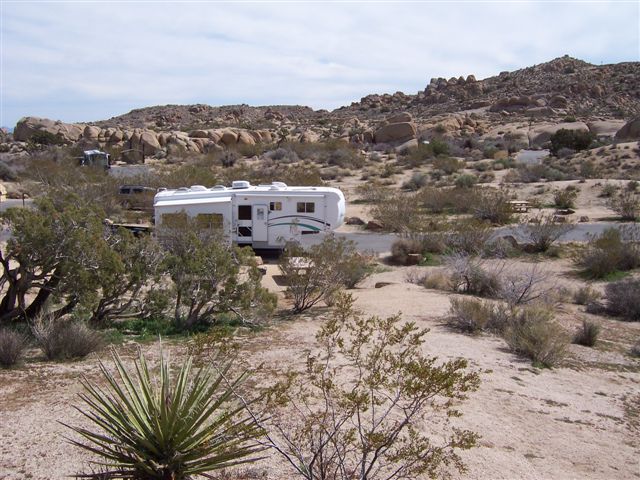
[374,122,417,144]
[614,116,640,141]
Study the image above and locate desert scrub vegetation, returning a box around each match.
[279,235,373,313]
[574,226,640,279]
[67,349,264,479]
[0,328,28,367]
[549,129,595,156]
[607,190,640,221]
[520,213,572,253]
[572,319,601,347]
[261,292,480,480]
[553,187,578,209]
[603,278,640,321]
[447,298,567,367]
[31,315,104,360]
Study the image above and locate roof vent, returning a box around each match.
[232,180,251,189]
[211,185,227,190]
[271,181,287,188]
[190,185,207,191]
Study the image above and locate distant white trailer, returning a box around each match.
[153,180,346,249]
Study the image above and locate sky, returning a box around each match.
[1,1,639,128]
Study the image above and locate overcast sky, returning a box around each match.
[1,1,639,127]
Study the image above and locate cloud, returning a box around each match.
[1,1,638,127]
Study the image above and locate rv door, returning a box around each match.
[252,204,268,242]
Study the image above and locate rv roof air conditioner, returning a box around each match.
[231,180,251,189]
[190,185,207,191]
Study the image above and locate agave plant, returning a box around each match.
[65,349,265,479]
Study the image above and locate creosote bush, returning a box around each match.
[553,188,578,209]
[573,285,601,305]
[279,235,372,313]
[521,213,572,252]
[608,191,640,221]
[572,319,601,347]
[262,292,480,480]
[0,328,28,368]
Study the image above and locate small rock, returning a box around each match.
[345,217,365,225]
[366,220,384,231]
[579,216,590,223]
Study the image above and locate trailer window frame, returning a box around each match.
[296,202,315,213]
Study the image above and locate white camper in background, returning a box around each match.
[153,181,345,249]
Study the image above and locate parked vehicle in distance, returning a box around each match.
[80,150,111,169]
[154,180,346,249]
[118,185,156,211]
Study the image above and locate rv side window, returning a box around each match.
[297,202,315,213]
[161,213,188,228]
[269,202,282,211]
[196,213,223,230]
[238,205,252,220]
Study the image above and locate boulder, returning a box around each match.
[299,131,320,143]
[588,120,626,138]
[549,95,568,108]
[237,131,256,146]
[189,129,210,138]
[386,112,412,123]
[220,129,238,146]
[83,125,101,140]
[14,116,83,143]
[366,220,384,231]
[345,216,365,225]
[615,116,640,141]
[529,122,590,147]
[374,122,417,144]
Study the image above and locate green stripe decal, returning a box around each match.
[270,222,321,231]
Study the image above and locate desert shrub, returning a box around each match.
[600,183,618,198]
[355,182,391,203]
[419,186,478,214]
[433,156,465,174]
[67,350,263,479]
[520,213,572,252]
[608,191,640,221]
[473,188,514,224]
[573,285,602,305]
[575,227,640,279]
[369,193,423,232]
[265,147,300,163]
[401,171,429,191]
[572,319,601,347]
[420,270,451,290]
[31,316,103,360]
[627,180,639,192]
[455,173,478,188]
[550,129,595,156]
[280,235,372,312]
[391,237,423,265]
[448,220,492,256]
[504,305,567,367]
[604,278,640,321]
[445,253,502,297]
[631,340,640,357]
[553,188,578,209]
[448,297,495,333]
[0,328,28,368]
[263,292,480,480]
[28,130,66,147]
[498,265,554,307]
[0,160,18,181]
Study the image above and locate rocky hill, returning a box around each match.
[340,56,640,120]
[3,56,640,160]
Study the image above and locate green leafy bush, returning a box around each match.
[550,129,595,155]
[66,349,264,479]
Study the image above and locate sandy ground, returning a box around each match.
[1,258,639,480]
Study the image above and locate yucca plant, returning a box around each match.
[65,349,265,479]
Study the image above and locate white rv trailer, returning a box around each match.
[153,181,345,249]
